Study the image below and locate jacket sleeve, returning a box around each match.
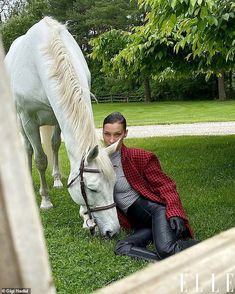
[143,153,188,220]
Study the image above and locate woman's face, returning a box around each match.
[103,122,128,146]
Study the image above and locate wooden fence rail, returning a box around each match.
[94,227,235,294]
[93,94,143,103]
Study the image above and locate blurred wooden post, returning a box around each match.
[0,39,56,293]
[94,228,235,294]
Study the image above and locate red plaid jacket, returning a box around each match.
[116,144,193,237]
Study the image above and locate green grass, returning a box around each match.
[34,135,235,293]
[92,100,235,127]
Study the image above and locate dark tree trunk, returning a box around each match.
[143,78,151,102]
[218,72,227,101]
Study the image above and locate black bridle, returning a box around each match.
[67,158,116,235]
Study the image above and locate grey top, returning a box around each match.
[110,150,140,214]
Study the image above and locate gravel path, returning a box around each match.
[96,121,235,138]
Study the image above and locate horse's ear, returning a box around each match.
[105,138,122,156]
[86,145,99,163]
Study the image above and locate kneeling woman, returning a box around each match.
[103,112,199,261]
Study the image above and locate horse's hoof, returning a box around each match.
[53,179,63,189]
[40,201,53,210]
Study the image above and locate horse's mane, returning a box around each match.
[42,17,115,183]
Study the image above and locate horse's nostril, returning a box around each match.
[106,231,112,239]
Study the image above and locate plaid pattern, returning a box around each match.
[117,144,193,237]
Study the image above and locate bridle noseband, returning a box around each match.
[67,158,116,235]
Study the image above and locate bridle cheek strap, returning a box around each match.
[89,202,116,212]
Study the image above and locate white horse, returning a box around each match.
[5,17,120,237]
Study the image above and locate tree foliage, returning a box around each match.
[1,0,234,100]
[115,0,234,73]
[67,0,143,53]
[0,0,49,51]
[138,0,235,72]
[90,0,235,100]
[0,0,26,22]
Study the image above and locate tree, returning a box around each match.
[68,0,144,95]
[87,2,161,101]
[0,0,26,22]
[137,0,235,99]
[47,0,73,21]
[91,0,235,100]
[0,0,49,52]
[0,0,9,22]
[66,0,143,53]
[90,20,196,101]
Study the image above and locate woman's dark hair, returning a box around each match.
[103,112,127,130]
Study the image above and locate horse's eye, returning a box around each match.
[88,188,98,193]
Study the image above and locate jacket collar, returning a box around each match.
[120,143,128,159]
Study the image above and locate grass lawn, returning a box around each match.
[92,100,235,127]
[34,135,235,293]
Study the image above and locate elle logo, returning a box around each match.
[180,273,234,293]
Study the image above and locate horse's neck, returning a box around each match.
[35,18,96,172]
[56,107,96,174]
[61,125,82,171]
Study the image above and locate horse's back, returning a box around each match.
[4,35,24,71]
[5,17,91,114]
[5,18,60,83]
[5,20,49,104]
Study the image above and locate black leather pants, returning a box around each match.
[115,197,198,261]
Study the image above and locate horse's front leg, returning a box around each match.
[22,119,53,209]
[52,124,63,188]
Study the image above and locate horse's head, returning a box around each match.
[68,140,121,238]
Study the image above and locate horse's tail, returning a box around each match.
[40,125,53,170]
